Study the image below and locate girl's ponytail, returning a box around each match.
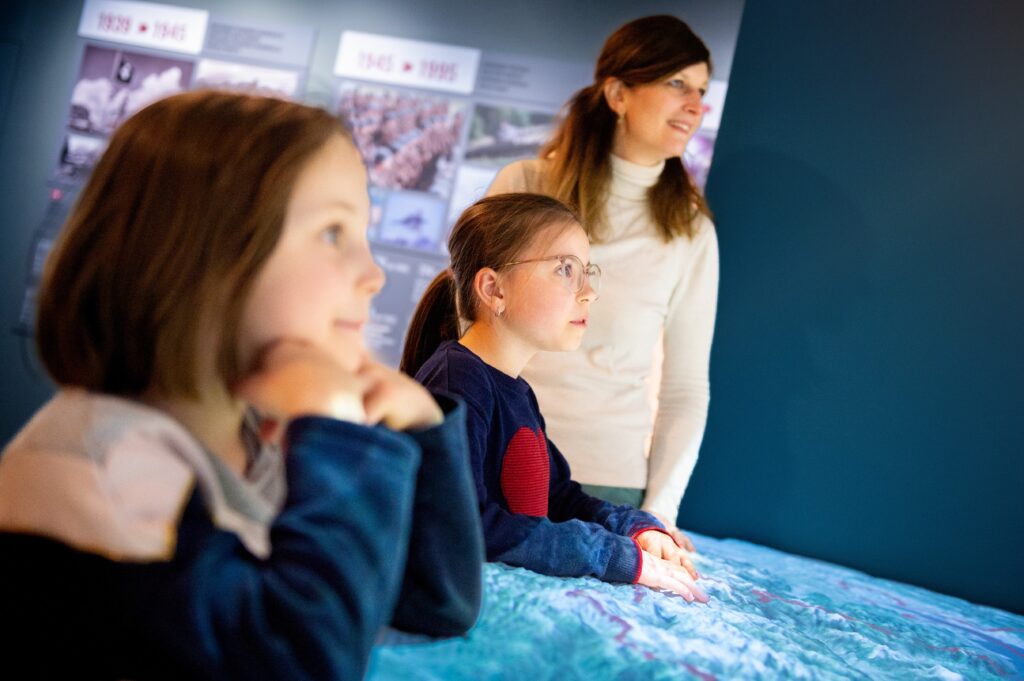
[400,269,459,377]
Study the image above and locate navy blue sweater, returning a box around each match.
[416,341,664,584]
[0,392,482,681]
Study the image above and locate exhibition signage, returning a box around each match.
[78,0,209,55]
[334,31,481,95]
[21,0,736,367]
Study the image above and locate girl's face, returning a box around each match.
[499,222,597,353]
[615,62,709,166]
[239,135,385,374]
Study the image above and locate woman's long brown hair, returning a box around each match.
[541,15,712,243]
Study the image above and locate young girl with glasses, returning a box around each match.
[401,193,706,601]
[0,91,483,680]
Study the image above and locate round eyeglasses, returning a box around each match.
[499,254,601,297]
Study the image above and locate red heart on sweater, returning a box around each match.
[500,427,550,517]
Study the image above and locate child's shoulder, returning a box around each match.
[417,340,491,382]
[416,342,496,407]
[0,390,202,562]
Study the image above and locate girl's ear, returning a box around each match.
[473,267,506,317]
[602,77,626,117]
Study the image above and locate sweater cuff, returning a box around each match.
[625,510,666,538]
[631,538,644,584]
[631,526,677,546]
[604,536,643,584]
[284,416,420,476]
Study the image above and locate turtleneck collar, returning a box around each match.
[609,153,666,200]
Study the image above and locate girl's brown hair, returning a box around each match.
[400,193,579,377]
[36,90,350,397]
[541,14,712,243]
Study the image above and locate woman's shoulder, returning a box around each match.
[487,158,550,196]
[657,210,717,259]
[695,209,717,232]
[688,212,718,250]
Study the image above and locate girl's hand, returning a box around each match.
[636,550,709,603]
[234,340,369,427]
[635,530,698,580]
[647,511,697,554]
[358,360,443,431]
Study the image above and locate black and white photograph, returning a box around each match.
[377,190,447,253]
[68,45,194,135]
[464,103,555,167]
[194,58,300,99]
[53,133,107,183]
[446,163,498,226]
[335,82,467,198]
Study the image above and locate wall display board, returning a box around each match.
[16,0,735,369]
[16,0,316,335]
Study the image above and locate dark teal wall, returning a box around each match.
[692,1,1024,614]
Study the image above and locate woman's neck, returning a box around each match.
[610,128,667,168]
[141,383,249,475]
[458,321,536,378]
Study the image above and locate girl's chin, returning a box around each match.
[555,338,585,352]
[328,341,368,372]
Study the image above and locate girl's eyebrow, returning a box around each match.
[546,252,593,265]
[320,199,358,213]
[293,199,360,220]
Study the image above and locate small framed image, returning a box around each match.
[335,82,467,199]
[68,45,194,135]
[194,58,300,99]
[377,191,448,253]
[464,103,554,167]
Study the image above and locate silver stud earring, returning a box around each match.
[495,306,505,318]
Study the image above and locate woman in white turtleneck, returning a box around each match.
[486,15,718,550]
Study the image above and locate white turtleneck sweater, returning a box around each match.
[486,155,719,522]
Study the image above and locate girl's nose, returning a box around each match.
[578,280,598,303]
[360,249,386,296]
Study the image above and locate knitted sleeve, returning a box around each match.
[643,218,720,522]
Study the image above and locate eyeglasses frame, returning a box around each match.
[497,254,601,296]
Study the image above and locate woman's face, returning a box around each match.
[239,135,385,374]
[613,62,710,166]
